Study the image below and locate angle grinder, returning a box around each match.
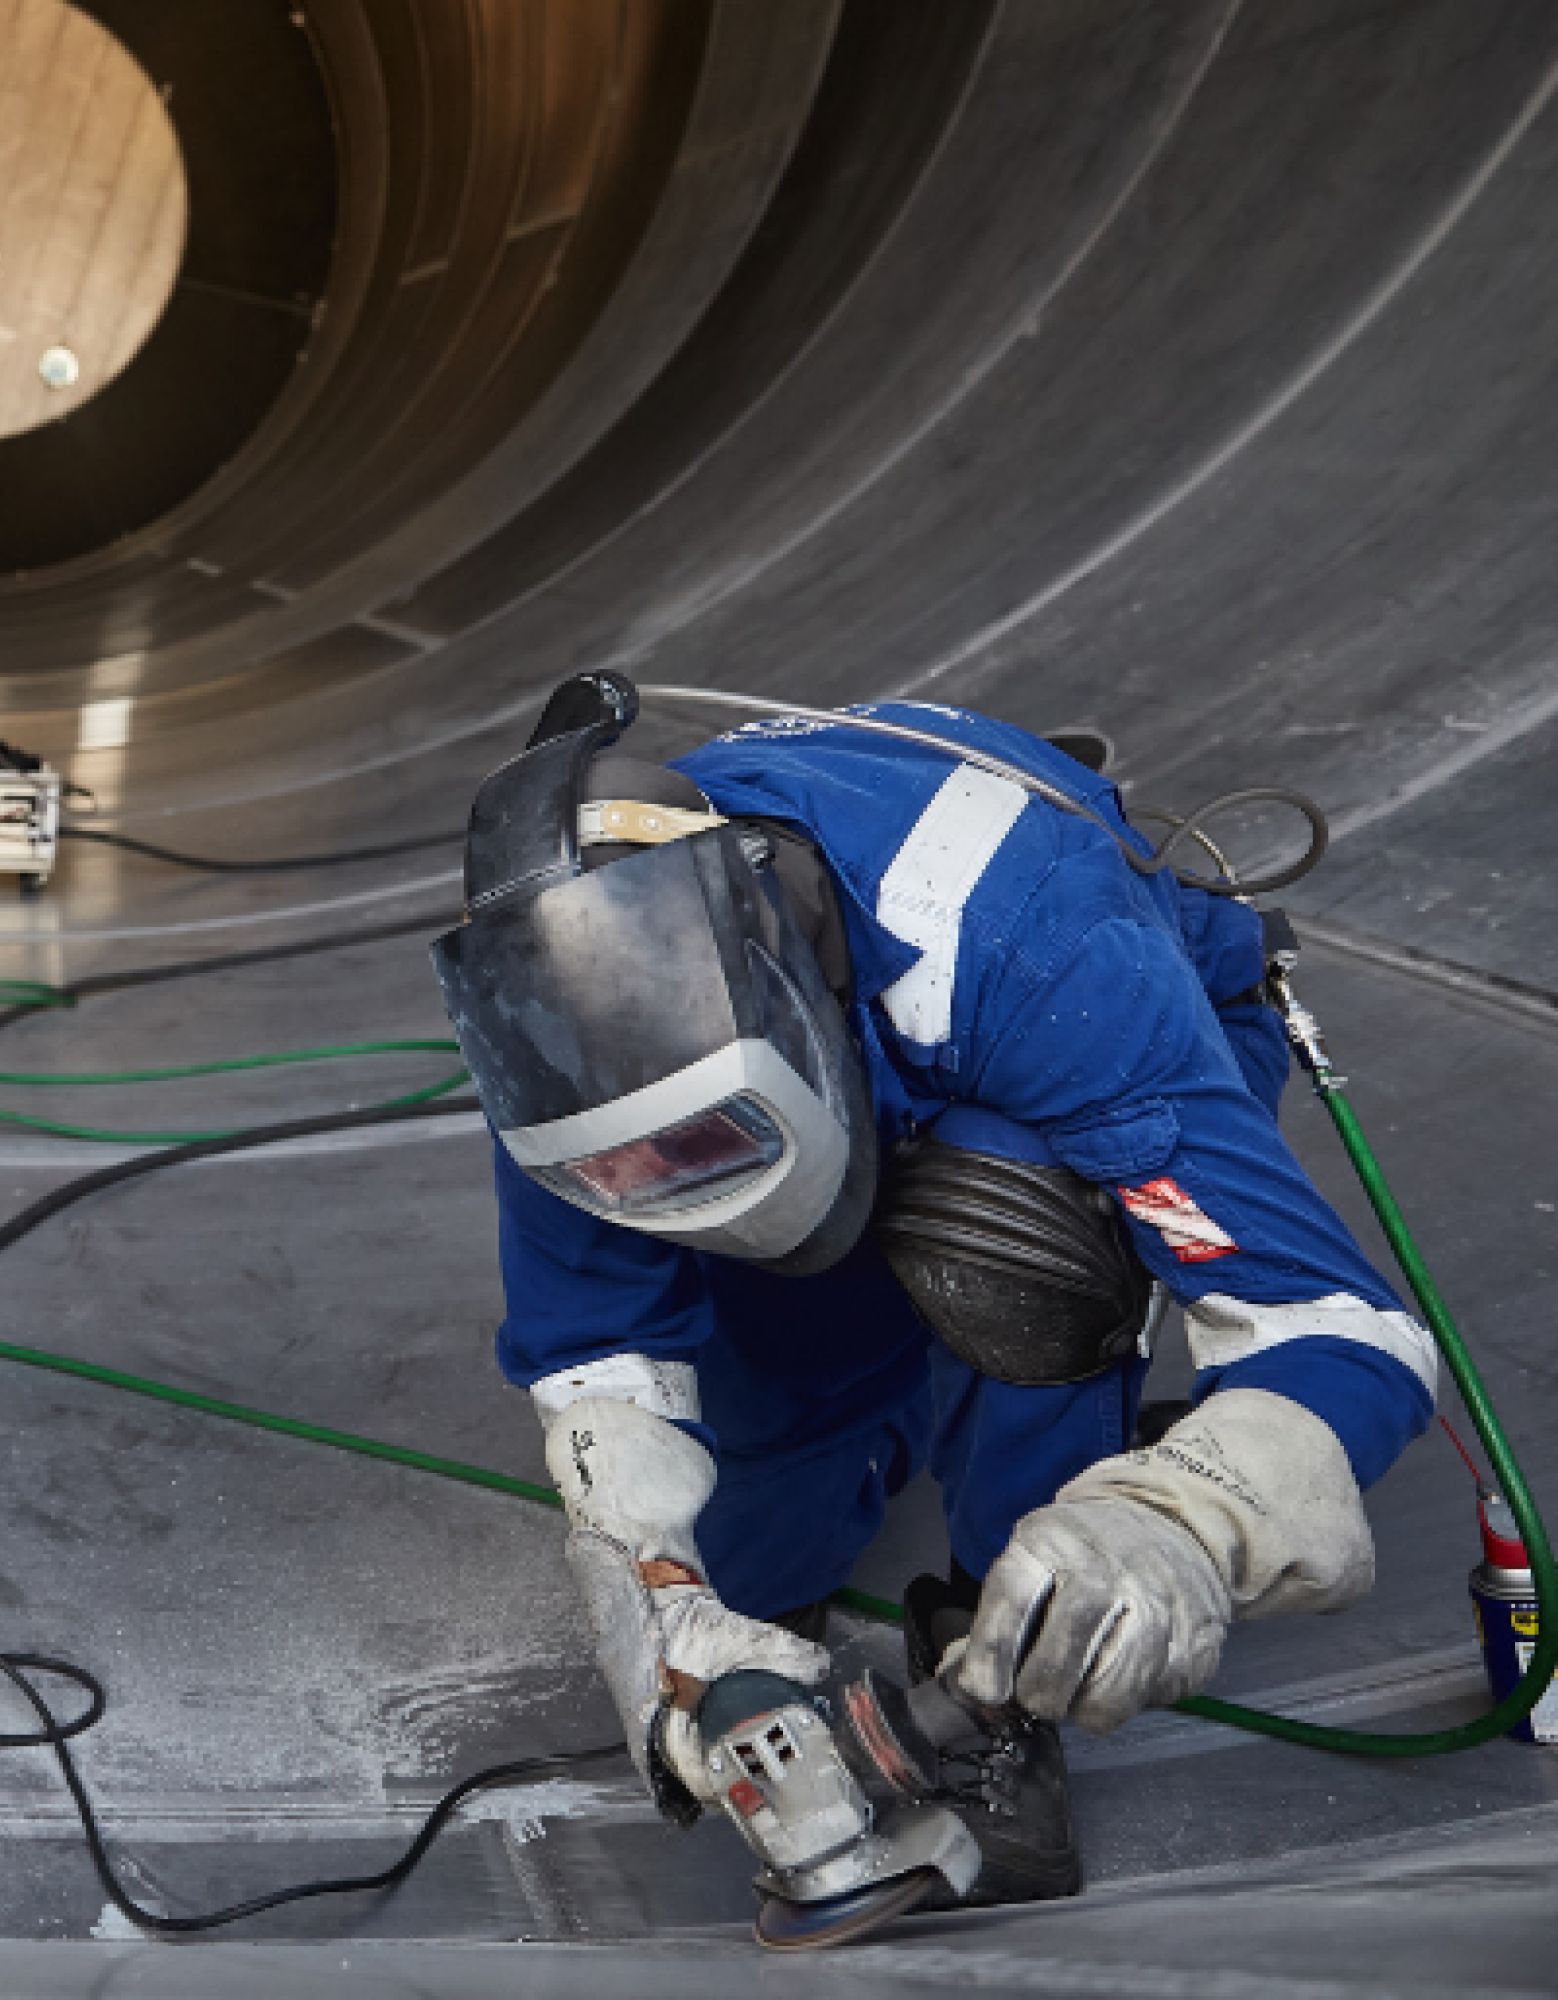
[693,1663,1005,1951]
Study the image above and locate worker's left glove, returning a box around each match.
[951,1388,1374,1733]
[543,1396,829,1820]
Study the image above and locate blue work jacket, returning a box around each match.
[492,702,1434,1494]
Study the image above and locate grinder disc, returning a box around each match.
[753,1867,939,1952]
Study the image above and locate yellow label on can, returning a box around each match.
[1512,1610,1540,1637]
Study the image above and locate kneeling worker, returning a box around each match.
[432,672,1435,1909]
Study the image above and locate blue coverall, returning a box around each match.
[492,704,1435,1620]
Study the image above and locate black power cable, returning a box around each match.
[9,711,468,877]
[0,908,459,1034]
[0,1093,479,1256]
[0,1654,624,1936]
[0,1088,637,1936]
[0,745,633,1932]
[58,823,462,874]
[7,730,462,872]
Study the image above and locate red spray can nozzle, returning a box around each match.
[1478,1486,1530,1573]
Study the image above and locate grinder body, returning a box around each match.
[696,1668,981,1948]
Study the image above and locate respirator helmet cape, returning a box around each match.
[430,671,877,1273]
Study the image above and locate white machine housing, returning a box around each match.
[705,1688,979,1909]
[0,765,60,889]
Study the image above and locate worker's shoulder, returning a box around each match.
[677,701,1153,961]
[676,700,1113,848]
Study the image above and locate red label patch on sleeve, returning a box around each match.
[1118,1177,1238,1264]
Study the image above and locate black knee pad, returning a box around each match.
[875,1137,1151,1385]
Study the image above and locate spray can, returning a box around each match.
[1469,1487,1558,1745]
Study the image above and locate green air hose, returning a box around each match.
[0,981,74,1013]
[1162,968,1558,1757]
[0,1331,898,1622]
[0,1040,470,1143]
[0,1344,564,1510]
[0,994,1551,1754]
[1172,1072,1558,1755]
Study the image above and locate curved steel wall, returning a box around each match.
[2,0,1554,1000]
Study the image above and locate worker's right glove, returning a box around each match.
[542,1394,829,1821]
[951,1389,1375,1733]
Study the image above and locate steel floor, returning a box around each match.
[0,844,1554,1983]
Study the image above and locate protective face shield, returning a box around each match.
[430,672,878,1274]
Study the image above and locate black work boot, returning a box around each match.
[901,1572,1082,1907]
[770,1599,830,1646]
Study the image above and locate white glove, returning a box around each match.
[953,1389,1375,1733]
[543,1395,828,1809]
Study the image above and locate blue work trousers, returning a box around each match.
[691,1250,1149,1620]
